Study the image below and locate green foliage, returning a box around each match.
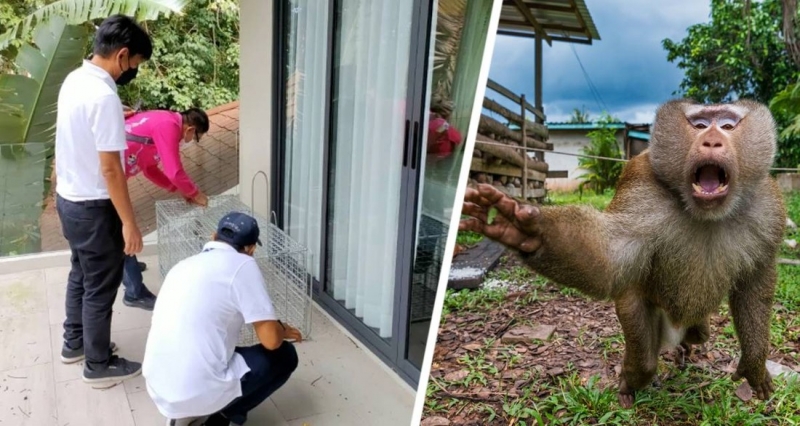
[0,0,187,54]
[662,0,794,104]
[455,230,482,247]
[577,114,624,196]
[567,106,591,124]
[0,16,88,145]
[546,190,614,211]
[118,0,240,110]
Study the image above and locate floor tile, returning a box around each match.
[247,398,289,426]
[0,270,47,319]
[0,313,52,371]
[0,364,57,426]
[127,389,166,426]
[55,379,136,426]
[269,376,352,421]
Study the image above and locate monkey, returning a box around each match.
[460,99,786,408]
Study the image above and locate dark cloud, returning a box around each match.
[487,0,711,123]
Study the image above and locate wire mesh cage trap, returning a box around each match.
[410,214,449,323]
[155,192,313,346]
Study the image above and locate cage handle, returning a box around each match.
[250,170,278,225]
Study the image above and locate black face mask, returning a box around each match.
[116,53,138,86]
[116,67,138,86]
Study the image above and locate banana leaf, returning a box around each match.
[0,16,88,145]
[0,0,187,53]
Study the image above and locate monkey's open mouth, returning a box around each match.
[692,164,729,199]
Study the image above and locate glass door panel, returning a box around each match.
[326,0,416,340]
[282,0,330,280]
[405,0,496,368]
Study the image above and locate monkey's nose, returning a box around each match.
[700,137,726,154]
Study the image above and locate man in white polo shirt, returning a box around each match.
[55,14,151,383]
[143,212,302,426]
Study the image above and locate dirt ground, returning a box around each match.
[422,254,800,426]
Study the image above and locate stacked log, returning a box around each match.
[468,98,551,203]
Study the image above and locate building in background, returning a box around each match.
[544,121,650,192]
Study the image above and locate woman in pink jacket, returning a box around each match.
[121,107,209,311]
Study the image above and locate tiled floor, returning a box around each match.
[0,255,416,426]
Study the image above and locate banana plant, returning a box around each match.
[0,16,88,145]
[0,0,187,53]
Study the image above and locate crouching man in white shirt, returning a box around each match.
[143,212,302,426]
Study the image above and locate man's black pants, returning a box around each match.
[56,195,125,371]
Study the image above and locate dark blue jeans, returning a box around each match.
[122,254,147,299]
[216,342,299,425]
[56,195,124,371]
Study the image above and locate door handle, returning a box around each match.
[402,119,410,167]
[411,121,420,170]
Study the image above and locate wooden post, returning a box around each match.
[520,93,527,200]
[534,33,544,166]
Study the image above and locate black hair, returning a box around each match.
[92,14,153,60]
[181,108,210,134]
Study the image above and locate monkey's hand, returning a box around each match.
[459,184,542,253]
[732,365,774,400]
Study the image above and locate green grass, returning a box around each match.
[457,231,484,247]
[546,190,615,211]
[428,190,800,425]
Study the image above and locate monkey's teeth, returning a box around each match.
[692,183,703,193]
[716,184,728,193]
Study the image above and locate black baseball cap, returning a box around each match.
[216,212,263,248]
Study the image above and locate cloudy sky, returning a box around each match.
[487,0,712,124]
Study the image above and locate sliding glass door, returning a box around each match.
[275,0,497,384]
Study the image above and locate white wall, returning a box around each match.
[239,0,273,218]
[544,129,624,192]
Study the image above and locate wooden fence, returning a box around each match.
[469,78,553,203]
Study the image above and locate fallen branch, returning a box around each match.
[778,258,800,265]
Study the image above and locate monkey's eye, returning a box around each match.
[689,118,710,129]
[718,117,739,130]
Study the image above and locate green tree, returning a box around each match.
[567,106,591,124]
[578,114,624,196]
[662,0,794,104]
[118,0,240,110]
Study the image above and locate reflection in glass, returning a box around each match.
[406,0,495,368]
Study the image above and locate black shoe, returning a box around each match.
[82,355,142,384]
[61,341,118,364]
[166,417,207,426]
[123,293,157,311]
[138,261,148,272]
[204,413,233,426]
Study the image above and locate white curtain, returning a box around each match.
[283,0,329,278]
[329,0,414,338]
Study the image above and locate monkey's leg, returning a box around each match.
[615,293,661,409]
[730,266,776,400]
[677,318,711,368]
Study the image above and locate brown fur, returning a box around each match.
[490,99,785,407]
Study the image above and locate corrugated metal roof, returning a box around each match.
[628,130,651,140]
[546,122,627,130]
[498,0,601,45]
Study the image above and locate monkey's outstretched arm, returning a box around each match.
[461,184,622,300]
[729,264,776,400]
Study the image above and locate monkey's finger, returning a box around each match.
[731,372,742,381]
[461,202,488,222]
[459,218,486,234]
[463,187,486,204]
[518,237,542,253]
[476,185,521,221]
[515,204,541,227]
